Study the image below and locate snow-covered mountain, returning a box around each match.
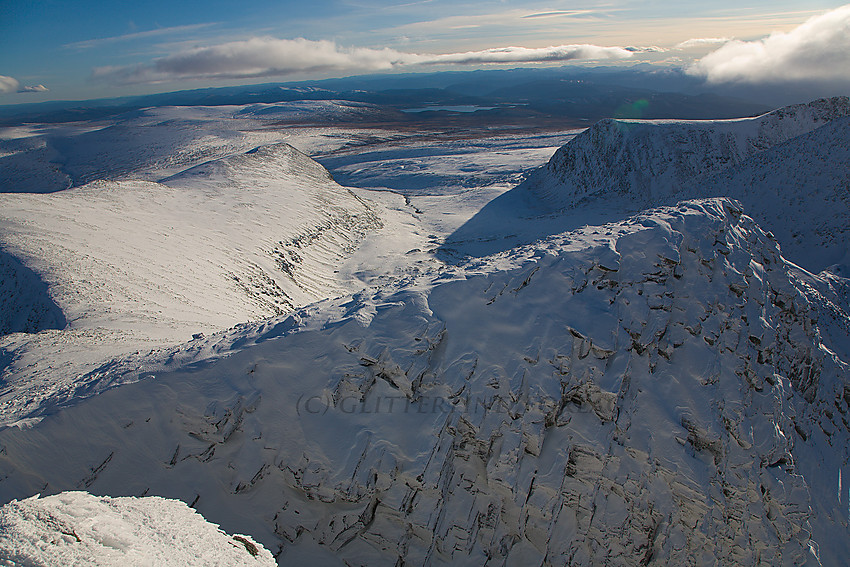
[692,116,850,273]
[0,104,395,194]
[519,97,850,272]
[0,98,848,565]
[0,198,847,565]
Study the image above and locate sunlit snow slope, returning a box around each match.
[0,140,390,422]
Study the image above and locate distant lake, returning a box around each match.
[401,105,497,113]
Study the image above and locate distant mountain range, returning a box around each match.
[0,66,772,128]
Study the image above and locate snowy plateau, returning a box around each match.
[0,96,848,566]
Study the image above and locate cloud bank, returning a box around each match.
[0,75,49,94]
[421,44,639,66]
[675,38,731,50]
[91,37,650,85]
[92,38,411,84]
[689,4,850,83]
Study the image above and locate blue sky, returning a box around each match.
[1,1,848,103]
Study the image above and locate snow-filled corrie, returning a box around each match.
[0,199,847,565]
[0,142,396,423]
[0,491,275,566]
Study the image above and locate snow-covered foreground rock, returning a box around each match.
[517,97,850,272]
[0,491,275,566]
[0,199,847,565]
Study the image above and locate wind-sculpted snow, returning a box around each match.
[0,199,846,565]
[0,142,385,422]
[0,491,275,566]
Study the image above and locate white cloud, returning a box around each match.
[64,24,217,50]
[92,38,412,84]
[675,37,731,49]
[420,44,638,65]
[92,37,647,85]
[689,4,850,83]
[18,84,49,93]
[0,75,20,94]
[387,7,608,36]
[0,75,48,94]
[521,10,596,19]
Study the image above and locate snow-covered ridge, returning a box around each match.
[516,96,850,276]
[524,96,850,211]
[0,108,249,193]
[0,491,275,566]
[0,103,412,195]
[0,198,846,565]
[234,100,396,122]
[163,141,336,186]
[0,142,379,339]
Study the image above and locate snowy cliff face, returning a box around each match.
[0,199,846,565]
[523,96,850,212]
[0,491,275,566]
[692,116,850,273]
[518,96,850,277]
[0,142,384,422]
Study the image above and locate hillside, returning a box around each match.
[0,141,397,422]
[0,97,848,565]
